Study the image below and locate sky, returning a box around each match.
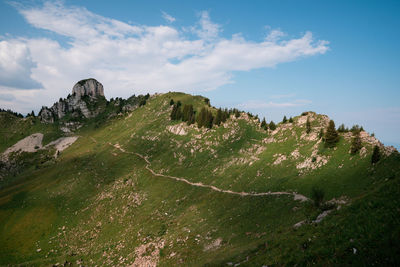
[0,0,399,147]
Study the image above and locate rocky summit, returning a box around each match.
[0,80,399,266]
[38,78,106,123]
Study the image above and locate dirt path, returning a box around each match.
[108,142,309,202]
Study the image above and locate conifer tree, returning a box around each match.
[170,99,174,105]
[214,108,222,126]
[197,107,207,128]
[170,104,178,120]
[282,115,287,123]
[206,110,214,129]
[338,124,346,133]
[306,117,311,134]
[371,145,381,164]
[350,130,362,154]
[175,106,182,120]
[289,117,293,123]
[324,120,339,148]
[187,111,196,125]
[260,117,267,129]
[269,121,276,131]
[234,109,240,118]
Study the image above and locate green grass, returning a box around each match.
[0,92,399,265]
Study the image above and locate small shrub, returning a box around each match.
[371,145,381,164]
[311,186,324,207]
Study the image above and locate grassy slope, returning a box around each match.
[0,92,399,265]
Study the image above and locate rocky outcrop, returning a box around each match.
[72,78,104,99]
[39,78,106,122]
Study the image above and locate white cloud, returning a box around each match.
[162,11,176,23]
[0,40,42,89]
[0,1,329,113]
[191,11,221,40]
[238,99,312,109]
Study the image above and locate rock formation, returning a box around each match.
[39,79,106,122]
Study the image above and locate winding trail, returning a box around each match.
[106,142,309,202]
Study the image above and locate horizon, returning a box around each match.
[0,0,399,147]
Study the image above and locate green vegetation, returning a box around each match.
[324,120,339,148]
[371,145,381,164]
[0,92,399,266]
[350,130,362,154]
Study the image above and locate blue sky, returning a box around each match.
[0,0,399,147]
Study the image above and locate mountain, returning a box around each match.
[0,80,399,266]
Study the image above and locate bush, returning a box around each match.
[371,145,381,164]
[311,186,325,207]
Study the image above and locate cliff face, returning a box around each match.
[39,79,105,123]
[72,79,104,99]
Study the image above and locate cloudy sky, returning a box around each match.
[0,0,399,147]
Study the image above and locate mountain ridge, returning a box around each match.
[0,80,399,266]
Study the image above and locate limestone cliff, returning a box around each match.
[39,79,106,123]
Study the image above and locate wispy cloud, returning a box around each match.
[0,1,329,113]
[238,99,312,109]
[161,11,176,23]
[269,93,296,99]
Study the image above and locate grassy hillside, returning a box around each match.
[0,92,399,266]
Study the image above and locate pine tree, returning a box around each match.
[282,116,287,123]
[289,117,293,123]
[371,145,381,164]
[306,117,311,134]
[269,121,276,131]
[169,99,174,105]
[170,104,178,120]
[187,111,196,125]
[350,130,362,154]
[175,106,182,120]
[214,108,222,126]
[260,117,267,129]
[197,107,207,128]
[206,110,214,129]
[234,109,240,118]
[338,124,346,133]
[324,120,339,148]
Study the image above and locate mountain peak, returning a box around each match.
[72,78,104,98]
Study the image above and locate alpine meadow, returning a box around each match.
[1,1,400,266]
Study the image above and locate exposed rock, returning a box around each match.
[203,238,222,251]
[2,133,43,160]
[273,154,287,165]
[290,149,300,159]
[313,210,333,223]
[45,136,79,157]
[39,78,106,123]
[167,123,188,135]
[72,78,104,98]
[359,147,367,158]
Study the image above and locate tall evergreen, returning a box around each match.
[269,121,276,131]
[234,109,240,118]
[205,110,214,129]
[350,130,362,154]
[175,106,182,120]
[170,104,178,120]
[214,108,222,126]
[260,117,267,129]
[289,117,293,123]
[371,145,381,164]
[182,104,194,122]
[169,99,174,105]
[197,107,207,128]
[324,120,339,148]
[282,116,287,123]
[306,117,311,134]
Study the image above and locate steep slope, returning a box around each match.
[0,92,399,266]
